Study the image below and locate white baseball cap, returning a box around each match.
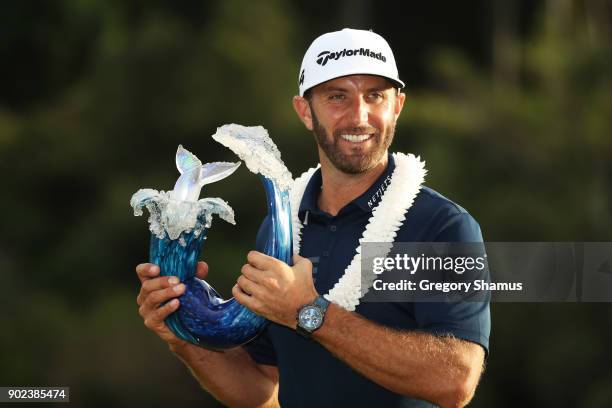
[298,28,404,96]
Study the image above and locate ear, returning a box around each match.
[292,96,314,131]
[394,91,406,121]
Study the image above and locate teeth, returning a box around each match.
[341,134,371,142]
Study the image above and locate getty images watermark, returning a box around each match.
[360,242,612,302]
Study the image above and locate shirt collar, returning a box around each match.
[298,153,396,217]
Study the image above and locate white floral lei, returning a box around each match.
[290,153,427,311]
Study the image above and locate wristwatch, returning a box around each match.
[296,295,330,338]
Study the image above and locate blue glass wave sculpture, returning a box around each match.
[131,125,294,349]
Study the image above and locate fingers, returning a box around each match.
[138,281,185,316]
[135,263,193,347]
[241,264,281,292]
[232,282,261,311]
[247,250,276,270]
[241,263,262,283]
[143,298,180,332]
[196,261,209,279]
[142,276,180,294]
[236,275,261,297]
[137,261,209,283]
[135,263,160,283]
[136,275,180,306]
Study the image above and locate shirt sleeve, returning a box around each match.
[434,211,484,242]
[415,212,491,355]
[243,326,278,366]
[242,215,278,366]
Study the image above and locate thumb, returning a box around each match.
[292,254,312,269]
[293,254,307,264]
[196,261,209,279]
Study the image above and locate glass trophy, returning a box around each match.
[131,124,293,349]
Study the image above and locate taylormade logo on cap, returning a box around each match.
[315,48,387,66]
[298,28,404,96]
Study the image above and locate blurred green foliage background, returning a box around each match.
[1,0,611,406]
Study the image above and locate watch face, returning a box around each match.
[299,305,323,331]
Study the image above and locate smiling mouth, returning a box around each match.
[340,134,373,143]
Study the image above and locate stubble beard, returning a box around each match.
[310,105,395,174]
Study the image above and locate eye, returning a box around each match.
[367,92,384,102]
[328,93,345,101]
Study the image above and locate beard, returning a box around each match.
[310,105,395,174]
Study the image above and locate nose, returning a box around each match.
[348,96,370,126]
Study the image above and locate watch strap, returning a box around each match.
[296,323,311,338]
[314,295,330,314]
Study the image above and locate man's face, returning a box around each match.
[298,75,405,174]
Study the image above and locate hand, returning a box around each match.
[135,261,209,350]
[233,251,318,329]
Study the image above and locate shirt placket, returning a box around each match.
[310,215,342,293]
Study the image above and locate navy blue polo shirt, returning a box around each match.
[244,154,490,408]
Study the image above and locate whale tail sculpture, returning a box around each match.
[131,125,293,350]
[171,145,241,202]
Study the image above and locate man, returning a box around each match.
[136,28,490,407]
